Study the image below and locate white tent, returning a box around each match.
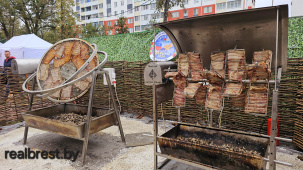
[0,34,52,66]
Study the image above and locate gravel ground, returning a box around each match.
[0,113,303,170]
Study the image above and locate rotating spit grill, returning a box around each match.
[150,5,291,170]
[21,38,125,164]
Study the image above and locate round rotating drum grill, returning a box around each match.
[21,38,125,165]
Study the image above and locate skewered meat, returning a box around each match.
[74,80,89,91]
[211,53,225,78]
[55,44,65,58]
[247,62,271,82]
[188,52,203,81]
[211,52,225,61]
[223,83,244,96]
[86,57,97,71]
[43,76,53,90]
[173,73,187,89]
[76,69,92,83]
[38,64,49,81]
[64,41,74,59]
[227,50,246,82]
[202,70,224,85]
[165,72,179,78]
[71,41,81,56]
[51,67,62,82]
[245,85,268,114]
[230,89,246,108]
[80,43,90,60]
[178,53,189,77]
[72,55,85,70]
[205,85,222,110]
[247,50,272,82]
[54,53,71,67]
[253,50,272,66]
[184,83,202,98]
[173,87,186,106]
[42,49,56,64]
[194,85,207,105]
[227,50,245,60]
[50,80,62,98]
[61,85,73,99]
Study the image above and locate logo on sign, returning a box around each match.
[149,31,177,61]
[149,69,157,79]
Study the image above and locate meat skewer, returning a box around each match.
[188,52,203,81]
[184,83,202,98]
[205,85,223,110]
[178,53,189,77]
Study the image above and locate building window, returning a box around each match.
[204,6,212,13]
[81,0,84,4]
[86,6,91,11]
[194,0,199,3]
[115,20,118,25]
[184,10,188,18]
[135,26,140,31]
[92,5,98,10]
[128,18,133,23]
[151,13,160,19]
[108,30,112,35]
[81,8,85,12]
[135,6,140,12]
[99,12,104,18]
[172,12,179,18]
[114,2,117,7]
[141,25,149,31]
[107,12,111,16]
[128,9,132,14]
[141,15,148,21]
[107,21,112,26]
[141,5,148,10]
[121,0,124,6]
[93,22,98,26]
[127,0,132,4]
[121,10,124,15]
[128,28,133,33]
[151,3,156,10]
[107,3,111,8]
[135,16,140,21]
[227,0,241,9]
[217,2,226,10]
[160,12,164,18]
[99,21,104,26]
[185,0,188,4]
[99,3,103,8]
[81,16,85,20]
[76,6,80,10]
[194,8,199,16]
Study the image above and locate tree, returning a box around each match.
[81,23,105,38]
[10,0,57,35]
[55,0,78,40]
[0,0,19,39]
[155,0,185,22]
[114,17,129,34]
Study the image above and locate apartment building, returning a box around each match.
[75,0,255,35]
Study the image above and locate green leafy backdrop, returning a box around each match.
[84,17,303,61]
[84,30,161,61]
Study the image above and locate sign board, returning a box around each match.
[149,31,177,61]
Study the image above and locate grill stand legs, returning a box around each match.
[23,76,36,145]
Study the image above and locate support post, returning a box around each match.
[81,70,97,165]
[23,77,36,145]
[153,83,158,170]
[269,90,278,170]
[105,71,125,142]
[177,107,181,122]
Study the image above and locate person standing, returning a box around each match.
[2,50,16,98]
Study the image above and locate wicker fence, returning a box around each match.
[0,58,302,139]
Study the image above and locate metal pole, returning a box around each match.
[23,77,36,145]
[177,107,181,122]
[105,72,125,142]
[209,109,213,127]
[153,27,158,170]
[81,70,97,165]
[269,7,280,170]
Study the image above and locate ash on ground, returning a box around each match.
[49,113,96,125]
